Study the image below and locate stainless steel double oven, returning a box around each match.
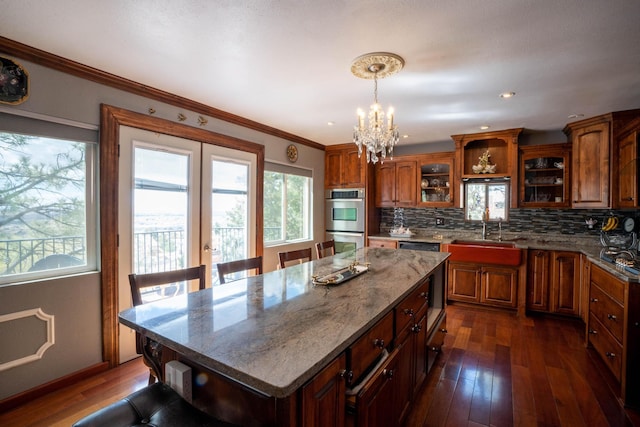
[325,188,366,253]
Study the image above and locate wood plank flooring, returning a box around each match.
[1,304,638,426]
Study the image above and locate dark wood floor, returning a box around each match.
[1,304,638,426]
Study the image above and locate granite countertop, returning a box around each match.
[119,247,449,398]
[370,229,640,283]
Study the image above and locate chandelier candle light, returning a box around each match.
[351,52,404,164]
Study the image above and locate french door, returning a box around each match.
[117,126,256,362]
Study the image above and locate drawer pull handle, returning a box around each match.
[605,352,616,358]
[589,329,598,335]
[403,309,415,318]
[419,291,429,300]
[429,346,442,353]
[411,324,422,333]
[440,328,448,334]
[607,314,617,320]
[590,298,599,302]
[383,369,394,379]
[373,339,385,349]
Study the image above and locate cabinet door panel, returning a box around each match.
[325,150,344,188]
[572,122,610,207]
[481,266,517,308]
[301,353,346,427]
[618,131,638,208]
[551,252,580,316]
[527,249,550,311]
[448,262,480,302]
[343,149,365,187]
[395,161,417,206]
[375,163,397,207]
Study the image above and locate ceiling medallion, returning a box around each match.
[351,52,404,164]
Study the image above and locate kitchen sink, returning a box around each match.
[442,240,522,266]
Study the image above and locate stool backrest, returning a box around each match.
[217,256,263,284]
[278,248,312,269]
[315,240,336,259]
[128,265,207,306]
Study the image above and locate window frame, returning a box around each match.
[464,180,510,222]
[263,162,313,247]
[0,112,99,285]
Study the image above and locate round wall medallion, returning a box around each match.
[0,56,29,105]
[286,144,298,163]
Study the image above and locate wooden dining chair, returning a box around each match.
[128,264,207,383]
[315,240,336,259]
[217,256,263,284]
[278,248,312,269]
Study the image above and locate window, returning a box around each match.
[465,181,509,221]
[0,113,98,283]
[264,162,312,245]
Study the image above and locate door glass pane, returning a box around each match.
[133,147,189,301]
[211,159,249,284]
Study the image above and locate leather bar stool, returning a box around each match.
[72,382,238,427]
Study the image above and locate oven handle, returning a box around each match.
[326,198,364,202]
[327,231,365,236]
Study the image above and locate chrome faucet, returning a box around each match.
[498,218,503,241]
[481,220,488,240]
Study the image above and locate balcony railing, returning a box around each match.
[1,226,277,278]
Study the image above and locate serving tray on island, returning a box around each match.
[312,262,369,286]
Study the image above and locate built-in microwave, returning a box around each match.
[325,188,365,233]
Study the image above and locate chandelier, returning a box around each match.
[351,52,404,164]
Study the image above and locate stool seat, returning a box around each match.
[72,382,237,427]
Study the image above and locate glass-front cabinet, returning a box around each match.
[519,144,571,207]
[416,153,455,207]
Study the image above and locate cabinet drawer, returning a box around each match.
[368,238,398,249]
[590,264,624,304]
[395,277,430,335]
[590,284,624,343]
[427,314,447,373]
[348,311,394,384]
[588,313,623,382]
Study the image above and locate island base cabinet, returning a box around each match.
[300,353,346,427]
[346,347,403,427]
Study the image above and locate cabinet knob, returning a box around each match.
[605,352,616,358]
[403,308,415,318]
[440,328,448,334]
[339,370,354,383]
[411,324,422,333]
[419,291,429,300]
[623,197,634,201]
[588,329,598,334]
[607,314,617,320]
[429,346,442,353]
[591,298,599,303]
[373,338,385,349]
[383,369,394,378]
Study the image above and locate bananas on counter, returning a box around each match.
[602,216,619,231]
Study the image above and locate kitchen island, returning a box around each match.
[119,247,449,426]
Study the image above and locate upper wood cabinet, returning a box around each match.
[452,128,522,208]
[563,109,640,208]
[617,129,639,208]
[519,143,571,208]
[374,160,417,207]
[415,152,455,207]
[324,144,366,188]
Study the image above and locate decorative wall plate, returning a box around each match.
[0,56,29,105]
[286,144,298,163]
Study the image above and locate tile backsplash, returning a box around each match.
[381,207,639,237]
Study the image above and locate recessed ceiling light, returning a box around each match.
[567,114,584,119]
[499,92,516,98]
[480,125,490,130]
[327,121,335,126]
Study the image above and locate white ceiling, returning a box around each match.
[2,0,640,147]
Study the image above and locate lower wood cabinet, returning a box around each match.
[587,263,640,408]
[527,249,580,316]
[447,261,518,308]
[367,238,398,249]
[301,353,347,427]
